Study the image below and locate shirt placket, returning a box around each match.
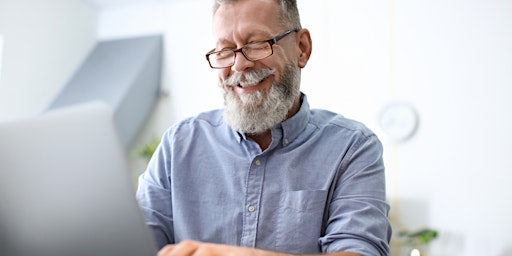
[240,155,266,247]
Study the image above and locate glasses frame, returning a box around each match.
[205,29,299,69]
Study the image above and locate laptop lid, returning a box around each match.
[0,101,157,256]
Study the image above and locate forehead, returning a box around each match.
[212,0,282,43]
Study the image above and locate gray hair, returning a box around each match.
[213,0,302,30]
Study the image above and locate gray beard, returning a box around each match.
[222,64,300,135]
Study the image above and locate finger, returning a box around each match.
[159,240,200,256]
[157,244,176,256]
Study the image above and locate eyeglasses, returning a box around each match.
[205,29,299,69]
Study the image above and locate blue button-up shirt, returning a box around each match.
[136,93,391,255]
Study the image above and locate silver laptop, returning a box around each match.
[0,101,158,256]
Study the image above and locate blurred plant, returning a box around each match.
[136,136,161,161]
[398,228,439,246]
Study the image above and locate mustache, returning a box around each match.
[221,69,276,88]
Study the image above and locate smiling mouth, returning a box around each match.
[237,77,268,88]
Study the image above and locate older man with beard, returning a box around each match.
[136,0,392,256]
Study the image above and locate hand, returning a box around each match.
[157,240,361,256]
[157,240,261,256]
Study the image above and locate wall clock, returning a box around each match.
[377,101,419,142]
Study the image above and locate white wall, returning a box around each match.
[391,1,512,255]
[2,0,511,255]
[0,34,4,83]
[0,0,97,121]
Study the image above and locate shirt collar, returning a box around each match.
[278,92,309,145]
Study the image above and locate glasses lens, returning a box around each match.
[209,50,234,68]
[243,42,272,60]
[207,41,274,68]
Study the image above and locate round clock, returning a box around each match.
[377,101,419,142]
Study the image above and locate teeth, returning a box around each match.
[239,82,256,88]
[239,78,266,88]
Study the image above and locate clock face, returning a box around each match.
[377,102,418,142]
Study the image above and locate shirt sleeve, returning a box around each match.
[136,133,175,249]
[319,133,392,256]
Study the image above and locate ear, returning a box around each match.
[297,29,312,68]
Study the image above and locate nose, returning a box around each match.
[231,51,255,72]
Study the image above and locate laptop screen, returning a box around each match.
[0,101,157,256]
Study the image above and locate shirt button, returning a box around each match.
[248,205,256,212]
[255,159,261,166]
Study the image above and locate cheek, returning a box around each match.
[218,69,230,80]
[261,54,290,77]
[215,69,228,88]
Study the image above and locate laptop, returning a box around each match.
[0,101,158,256]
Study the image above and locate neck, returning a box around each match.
[248,130,273,151]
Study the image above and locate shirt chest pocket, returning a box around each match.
[275,190,327,253]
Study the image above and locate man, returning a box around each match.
[136,0,392,255]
